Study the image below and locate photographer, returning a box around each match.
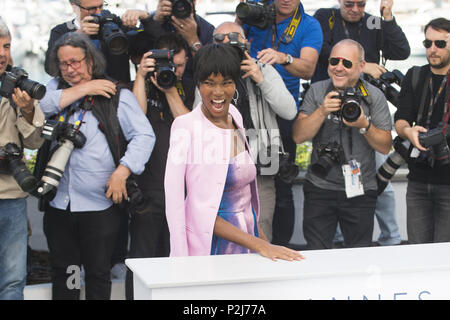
[136,0,214,85]
[0,20,45,300]
[197,21,297,242]
[125,33,192,300]
[293,40,392,249]
[41,32,155,300]
[238,0,323,246]
[394,18,450,244]
[312,0,410,82]
[44,0,132,83]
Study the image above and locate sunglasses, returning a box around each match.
[213,32,242,43]
[343,1,366,8]
[329,57,353,69]
[423,39,447,49]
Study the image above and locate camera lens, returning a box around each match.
[103,24,129,55]
[17,78,46,100]
[156,68,177,89]
[9,159,38,193]
[341,100,361,122]
[311,156,334,178]
[172,0,192,19]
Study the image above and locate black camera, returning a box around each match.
[0,143,38,193]
[277,151,299,185]
[91,10,129,55]
[36,120,87,200]
[332,87,363,122]
[148,49,177,89]
[0,66,46,100]
[123,177,150,216]
[227,36,251,61]
[364,70,404,107]
[376,136,411,195]
[170,0,193,19]
[236,0,276,30]
[418,125,450,167]
[311,142,345,178]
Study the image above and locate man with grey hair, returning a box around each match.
[201,21,297,242]
[0,18,45,299]
[293,39,392,249]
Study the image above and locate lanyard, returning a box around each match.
[425,74,448,129]
[341,19,363,42]
[59,96,93,129]
[271,5,302,50]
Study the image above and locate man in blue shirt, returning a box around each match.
[40,32,155,300]
[240,0,323,246]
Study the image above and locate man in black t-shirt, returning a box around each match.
[125,33,193,300]
[395,18,450,244]
[312,0,410,83]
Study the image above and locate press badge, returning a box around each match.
[342,159,364,198]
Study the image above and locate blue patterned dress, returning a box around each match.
[211,150,258,255]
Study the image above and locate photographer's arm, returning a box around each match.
[395,119,427,151]
[163,86,190,118]
[256,47,319,80]
[293,91,341,143]
[355,117,393,154]
[58,80,117,109]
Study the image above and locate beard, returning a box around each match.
[428,53,450,69]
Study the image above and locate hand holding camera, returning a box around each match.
[121,9,150,28]
[12,88,34,114]
[403,125,428,152]
[79,15,101,36]
[319,91,342,117]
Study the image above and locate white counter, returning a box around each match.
[125,242,450,300]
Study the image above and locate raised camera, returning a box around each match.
[333,87,362,122]
[91,10,129,55]
[148,49,177,89]
[364,69,404,107]
[0,66,46,100]
[170,0,192,19]
[236,0,276,30]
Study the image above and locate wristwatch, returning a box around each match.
[281,53,293,66]
[359,118,372,135]
[191,42,202,53]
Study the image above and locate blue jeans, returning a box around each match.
[0,198,28,300]
[406,181,450,244]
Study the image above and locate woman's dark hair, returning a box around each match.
[193,43,241,86]
[47,32,106,79]
[424,17,450,34]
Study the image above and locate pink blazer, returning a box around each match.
[164,103,260,257]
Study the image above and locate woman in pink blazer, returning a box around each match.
[164,44,303,261]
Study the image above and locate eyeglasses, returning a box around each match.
[213,32,242,43]
[329,57,353,69]
[59,57,86,70]
[423,39,447,49]
[343,1,366,8]
[77,1,107,13]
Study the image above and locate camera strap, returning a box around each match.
[424,73,448,129]
[271,4,302,50]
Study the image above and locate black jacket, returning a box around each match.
[312,8,410,83]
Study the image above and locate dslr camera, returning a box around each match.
[0,143,38,193]
[148,49,177,89]
[364,69,404,107]
[123,177,151,216]
[311,142,345,178]
[0,66,46,100]
[236,0,276,30]
[170,0,193,19]
[418,125,450,167]
[90,10,129,55]
[35,120,86,200]
[332,87,363,122]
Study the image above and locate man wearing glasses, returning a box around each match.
[312,0,410,82]
[292,39,392,249]
[394,18,450,244]
[44,0,131,84]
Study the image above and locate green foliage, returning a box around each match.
[295,142,312,170]
[24,149,37,173]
